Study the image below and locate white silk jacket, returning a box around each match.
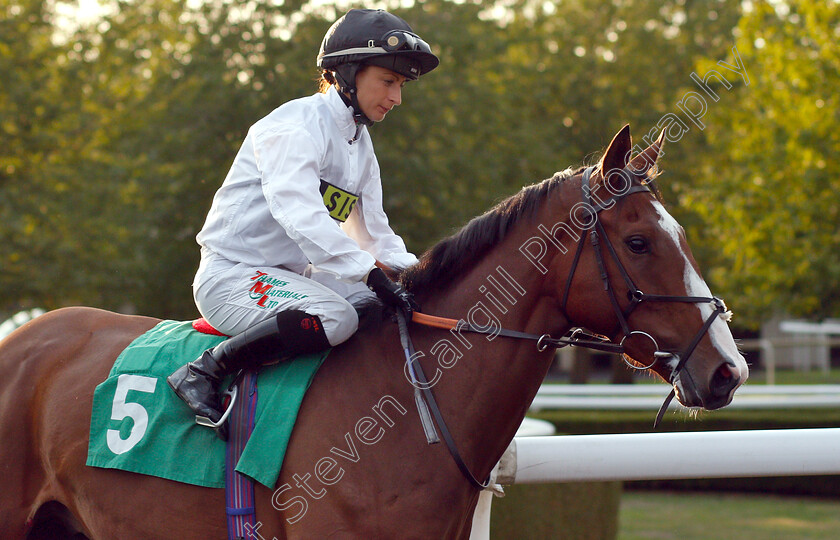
[195,87,418,284]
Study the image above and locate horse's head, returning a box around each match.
[561,125,748,411]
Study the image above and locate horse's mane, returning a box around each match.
[400,167,583,295]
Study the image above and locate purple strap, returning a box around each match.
[225,371,259,540]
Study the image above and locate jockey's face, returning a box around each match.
[354,65,406,123]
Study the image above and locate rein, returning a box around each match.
[411,312,624,354]
[398,312,490,489]
[397,165,734,490]
[397,311,625,491]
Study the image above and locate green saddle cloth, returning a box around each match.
[86,320,327,488]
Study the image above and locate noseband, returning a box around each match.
[559,166,731,424]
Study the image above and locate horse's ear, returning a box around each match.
[600,124,632,176]
[628,129,666,176]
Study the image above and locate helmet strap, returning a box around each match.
[334,63,374,127]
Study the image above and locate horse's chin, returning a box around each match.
[673,376,700,408]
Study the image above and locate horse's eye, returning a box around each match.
[625,235,650,254]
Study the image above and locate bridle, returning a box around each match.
[563,168,731,375]
[400,165,733,490]
[559,166,733,425]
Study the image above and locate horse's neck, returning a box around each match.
[412,236,567,477]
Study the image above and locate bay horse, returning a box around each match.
[0,126,747,539]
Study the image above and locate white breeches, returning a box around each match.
[193,259,374,347]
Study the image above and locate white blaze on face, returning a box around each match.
[652,201,748,381]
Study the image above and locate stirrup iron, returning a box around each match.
[195,384,238,430]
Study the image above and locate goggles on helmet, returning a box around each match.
[380,30,432,54]
[320,30,433,61]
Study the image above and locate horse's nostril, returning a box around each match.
[710,363,739,396]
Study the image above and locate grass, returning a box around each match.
[619,491,840,540]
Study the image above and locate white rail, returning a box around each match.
[471,418,840,539]
[529,384,840,410]
[497,428,840,484]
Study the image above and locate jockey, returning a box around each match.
[167,8,438,436]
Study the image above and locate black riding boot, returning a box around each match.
[167,310,330,439]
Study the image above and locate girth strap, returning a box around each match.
[225,371,259,540]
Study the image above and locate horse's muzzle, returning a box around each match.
[674,359,745,410]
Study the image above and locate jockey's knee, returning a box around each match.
[316,298,359,347]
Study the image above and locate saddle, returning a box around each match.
[86,319,328,489]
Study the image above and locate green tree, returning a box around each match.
[1,0,318,318]
[1,0,749,321]
[377,0,743,251]
[0,0,80,307]
[684,0,840,328]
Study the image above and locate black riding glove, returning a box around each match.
[366,268,420,318]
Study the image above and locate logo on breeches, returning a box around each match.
[248,271,308,309]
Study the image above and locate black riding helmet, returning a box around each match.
[317,9,439,125]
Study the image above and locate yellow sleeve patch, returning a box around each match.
[319,180,360,223]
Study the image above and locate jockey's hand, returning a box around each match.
[366,268,420,318]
